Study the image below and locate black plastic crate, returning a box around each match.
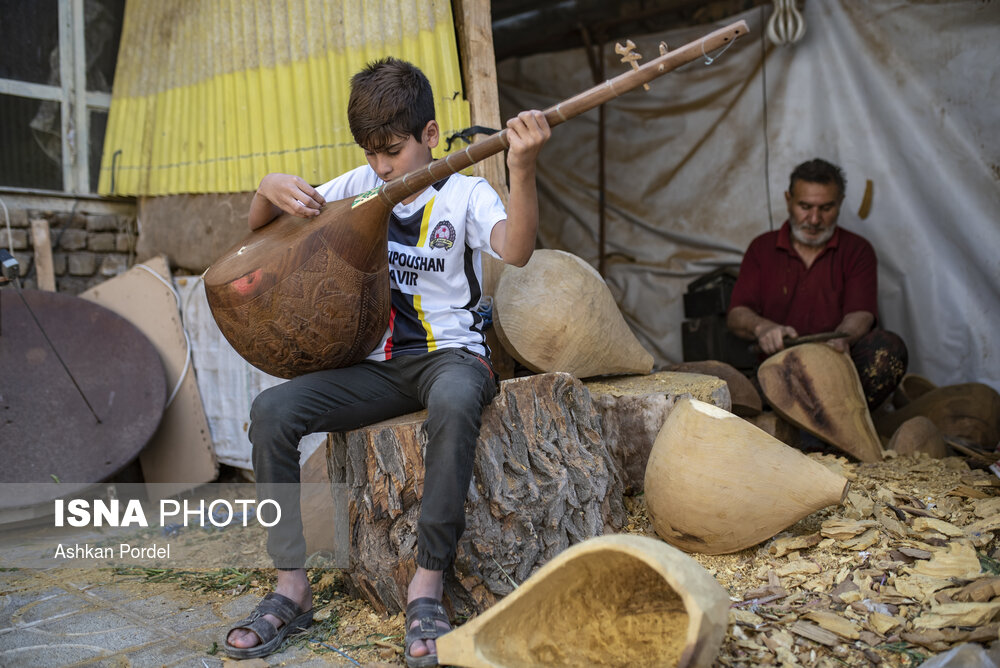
[681,314,758,370]
[683,267,739,318]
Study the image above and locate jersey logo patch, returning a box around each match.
[428,221,456,250]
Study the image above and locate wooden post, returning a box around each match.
[301,436,350,568]
[453,0,518,378]
[453,0,508,209]
[29,219,56,291]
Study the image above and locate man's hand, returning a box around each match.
[755,322,798,356]
[257,173,325,218]
[825,311,875,354]
[826,337,850,353]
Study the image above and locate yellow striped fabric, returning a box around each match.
[412,294,437,351]
[98,0,470,196]
[416,195,436,247]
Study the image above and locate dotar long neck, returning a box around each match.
[377,20,749,208]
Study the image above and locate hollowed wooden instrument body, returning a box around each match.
[205,195,392,378]
[757,343,884,462]
[493,249,654,378]
[203,21,749,379]
[644,396,849,555]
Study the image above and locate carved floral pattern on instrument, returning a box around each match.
[210,246,388,378]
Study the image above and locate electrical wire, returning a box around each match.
[1,196,12,256]
[134,263,192,409]
[761,5,775,231]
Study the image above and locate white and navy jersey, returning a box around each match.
[316,164,506,361]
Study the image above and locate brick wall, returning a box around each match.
[1,204,138,294]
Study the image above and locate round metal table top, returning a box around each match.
[0,288,166,509]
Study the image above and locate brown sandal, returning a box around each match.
[404,597,451,667]
[223,592,313,659]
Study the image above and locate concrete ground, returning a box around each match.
[0,477,404,668]
[0,566,345,668]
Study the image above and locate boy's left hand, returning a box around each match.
[505,110,551,171]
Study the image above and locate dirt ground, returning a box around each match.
[30,448,996,667]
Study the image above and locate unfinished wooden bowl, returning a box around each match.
[493,249,653,379]
[887,416,948,458]
[670,360,761,416]
[875,382,1000,449]
[891,373,937,409]
[644,397,849,555]
[435,534,729,668]
[757,343,884,462]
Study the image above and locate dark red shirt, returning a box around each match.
[728,221,878,335]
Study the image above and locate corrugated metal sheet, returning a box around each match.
[98,0,470,196]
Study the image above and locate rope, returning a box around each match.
[766,0,806,46]
[761,5,775,231]
[309,639,362,666]
[701,35,737,65]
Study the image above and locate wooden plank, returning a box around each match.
[301,436,349,568]
[453,0,508,207]
[29,219,56,291]
[453,0,515,378]
[81,255,217,498]
[788,620,841,647]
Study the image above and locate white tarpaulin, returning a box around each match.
[497,0,999,392]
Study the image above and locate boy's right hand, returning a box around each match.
[257,173,325,218]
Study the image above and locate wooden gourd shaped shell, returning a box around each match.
[670,360,762,416]
[887,416,948,458]
[891,373,937,409]
[492,249,654,378]
[435,534,730,668]
[643,397,849,555]
[875,382,1000,449]
[757,343,884,462]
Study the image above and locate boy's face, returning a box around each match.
[364,120,439,182]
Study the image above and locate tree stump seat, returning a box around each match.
[314,370,730,617]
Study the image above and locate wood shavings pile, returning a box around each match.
[626,451,1000,666]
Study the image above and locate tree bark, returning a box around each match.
[334,372,626,617]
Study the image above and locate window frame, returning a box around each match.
[0,0,111,194]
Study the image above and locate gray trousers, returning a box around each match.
[249,347,498,571]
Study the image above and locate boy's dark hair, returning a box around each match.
[347,57,435,152]
[789,158,846,199]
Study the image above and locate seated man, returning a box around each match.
[727,158,907,410]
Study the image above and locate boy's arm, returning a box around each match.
[249,173,326,230]
[490,110,551,266]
